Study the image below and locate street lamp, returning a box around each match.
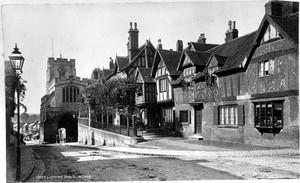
[9,43,25,181]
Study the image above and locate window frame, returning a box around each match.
[258,59,274,77]
[261,24,281,44]
[63,85,80,103]
[205,66,218,86]
[179,110,190,124]
[219,105,238,127]
[254,100,284,132]
[258,60,269,77]
[213,105,244,128]
[159,78,167,92]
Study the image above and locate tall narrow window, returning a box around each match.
[66,87,69,102]
[63,88,66,102]
[70,86,73,103]
[159,79,167,92]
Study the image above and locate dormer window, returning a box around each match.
[205,66,218,86]
[261,24,281,44]
[137,57,146,67]
[156,66,166,77]
[183,66,195,78]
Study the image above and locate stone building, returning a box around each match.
[40,57,95,143]
[173,0,299,147]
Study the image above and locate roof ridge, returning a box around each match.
[205,30,257,52]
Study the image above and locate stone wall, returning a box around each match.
[78,123,141,147]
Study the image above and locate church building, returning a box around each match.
[40,57,95,143]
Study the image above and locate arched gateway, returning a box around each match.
[57,112,78,142]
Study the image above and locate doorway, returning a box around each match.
[194,109,202,135]
[58,112,78,142]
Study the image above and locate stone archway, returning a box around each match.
[58,112,78,142]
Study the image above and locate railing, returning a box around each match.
[78,118,137,137]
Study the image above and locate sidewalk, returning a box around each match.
[6,136,37,183]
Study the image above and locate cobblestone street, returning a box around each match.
[13,136,299,182]
[27,144,242,182]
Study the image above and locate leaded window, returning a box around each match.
[254,101,283,129]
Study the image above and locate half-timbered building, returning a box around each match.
[190,1,298,147]
[151,46,182,131]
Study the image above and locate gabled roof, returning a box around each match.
[193,67,208,81]
[105,56,129,80]
[151,49,182,77]
[103,69,114,80]
[115,56,129,72]
[177,51,212,70]
[208,31,257,75]
[136,67,154,83]
[192,31,257,80]
[122,40,156,71]
[265,13,298,44]
[239,12,299,74]
[187,42,219,52]
[210,54,227,67]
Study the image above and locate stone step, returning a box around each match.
[189,135,204,140]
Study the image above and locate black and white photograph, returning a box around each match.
[1,0,299,182]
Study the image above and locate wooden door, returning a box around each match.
[194,109,202,134]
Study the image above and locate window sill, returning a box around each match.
[217,124,239,128]
[255,126,283,129]
[255,126,283,135]
[258,74,274,79]
[181,122,190,125]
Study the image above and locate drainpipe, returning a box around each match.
[88,105,91,145]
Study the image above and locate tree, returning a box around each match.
[20,112,29,122]
[79,76,138,124]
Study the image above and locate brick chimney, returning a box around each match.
[225,20,238,43]
[128,22,139,62]
[265,1,299,17]
[176,40,183,51]
[197,33,206,44]
[157,39,162,50]
[265,1,282,16]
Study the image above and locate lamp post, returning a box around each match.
[9,43,25,181]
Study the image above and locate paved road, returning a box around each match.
[28,144,242,182]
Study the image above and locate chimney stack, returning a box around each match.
[128,22,139,62]
[157,39,162,50]
[225,20,238,43]
[265,1,299,17]
[176,40,183,51]
[197,33,206,44]
[265,1,282,17]
[134,22,137,30]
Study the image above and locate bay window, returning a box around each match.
[254,100,284,134]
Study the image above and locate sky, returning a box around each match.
[1,0,268,114]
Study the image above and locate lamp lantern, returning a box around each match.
[9,43,25,74]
